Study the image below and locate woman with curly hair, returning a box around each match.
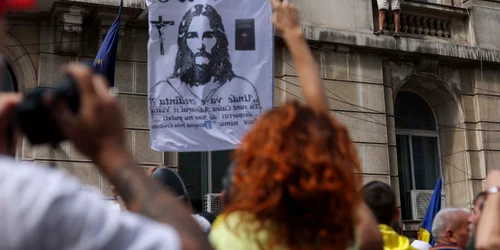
[209,0,382,249]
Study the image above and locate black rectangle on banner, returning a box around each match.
[235,19,255,51]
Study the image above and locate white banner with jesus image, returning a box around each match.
[147,0,273,152]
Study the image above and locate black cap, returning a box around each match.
[198,211,217,224]
[152,167,189,202]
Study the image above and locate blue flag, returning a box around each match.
[418,177,442,246]
[93,0,122,87]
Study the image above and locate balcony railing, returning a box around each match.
[372,0,468,41]
[385,13,451,38]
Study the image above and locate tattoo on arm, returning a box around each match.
[109,163,212,250]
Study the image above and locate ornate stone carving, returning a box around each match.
[416,58,439,75]
[415,16,422,34]
[54,5,85,54]
[422,17,430,35]
[436,19,443,37]
[443,20,450,38]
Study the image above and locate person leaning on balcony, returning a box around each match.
[374,0,401,37]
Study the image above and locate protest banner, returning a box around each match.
[147,0,273,152]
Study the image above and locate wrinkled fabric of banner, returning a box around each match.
[147,0,273,152]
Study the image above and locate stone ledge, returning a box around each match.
[402,1,469,17]
[295,26,500,64]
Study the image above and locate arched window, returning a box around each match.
[2,63,18,92]
[395,91,441,220]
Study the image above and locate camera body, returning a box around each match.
[12,77,80,146]
[8,62,92,147]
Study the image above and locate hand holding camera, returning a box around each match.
[49,63,125,163]
[6,62,126,166]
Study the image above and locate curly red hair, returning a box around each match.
[225,101,361,250]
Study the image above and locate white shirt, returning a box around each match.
[411,240,432,250]
[191,214,211,234]
[0,157,181,250]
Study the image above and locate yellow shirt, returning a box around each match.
[379,224,416,250]
[209,212,360,250]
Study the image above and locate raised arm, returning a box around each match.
[50,64,212,250]
[476,170,500,250]
[271,0,329,113]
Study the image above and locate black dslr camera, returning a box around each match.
[7,61,92,148]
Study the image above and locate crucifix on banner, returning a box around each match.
[150,15,175,55]
[241,32,248,45]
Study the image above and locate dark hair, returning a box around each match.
[474,191,486,206]
[363,181,396,226]
[152,167,190,205]
[475,191,487,212]
[174,4,235,85]
[198,211,216,224]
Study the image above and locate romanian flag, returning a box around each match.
[418,177,443,246]
[93,0,122,87]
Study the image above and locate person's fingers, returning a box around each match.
[0,94,22,127]
[91,74,114,102]
[64,63,96,97]
[270,0,280,9]
[51,99,79,137]
[282,0,289,7]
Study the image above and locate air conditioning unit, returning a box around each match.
[410,190,446,220]
[204,193,224,216]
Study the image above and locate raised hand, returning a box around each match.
[50,63,125,164]
[270,0,328,113]
[0,93,21,156]
[270,0,300,37]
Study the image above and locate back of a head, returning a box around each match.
[363,181,396,226]
[152,167,189,204]
[431,208,469,237]
[226,101,361,250]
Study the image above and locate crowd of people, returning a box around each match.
[1,0,500,249]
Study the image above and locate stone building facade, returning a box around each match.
[5,0,500,234]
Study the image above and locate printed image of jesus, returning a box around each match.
[150,4,261,108]
[149,3,262,143]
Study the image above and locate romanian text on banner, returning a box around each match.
[147,0,273,152]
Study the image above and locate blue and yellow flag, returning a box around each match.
[418,177,442,246]
[93,0,122,87]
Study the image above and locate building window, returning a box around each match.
[2,63,17,92]
[177,150,233,212]
[395,92,441,220]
